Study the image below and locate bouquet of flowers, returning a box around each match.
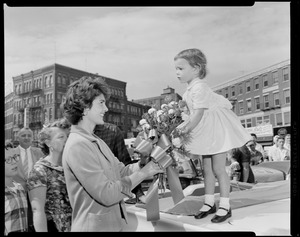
[136,98,192,191]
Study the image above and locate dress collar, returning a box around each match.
[37,158,64,172]
[186,78,207,90]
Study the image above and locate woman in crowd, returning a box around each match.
[27,118,72,232]
[5,141,28,234]
[62,76,163,232]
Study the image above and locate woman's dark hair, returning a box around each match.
[62,76,111,125]
[38,117,71,155]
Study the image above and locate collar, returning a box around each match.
[37,158,64,172]
[186,78,207,90]
[18,145,31,152]
[70,125,99,143]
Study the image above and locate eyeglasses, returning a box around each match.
[5,154,20,164]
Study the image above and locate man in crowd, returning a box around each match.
[246,140,263,165]
[250,133,267,161]
[14,127,44,232]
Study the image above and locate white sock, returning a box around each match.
[216,197,230,216]
[200,194,215,212]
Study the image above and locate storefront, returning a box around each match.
[246,124,274,147]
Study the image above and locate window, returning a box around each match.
[276,113,283,126]
[49,108,52,121]
[58,75,61,84]
[283,89,290,104]
[263,74,268,87]
[272,71,278,84]
[246,81,251,92]
[263,115,270,124]
[239,84,243,95]
[62,76,66,84]
[224,88,228,98]
[273,92,280,106]
[239,101,244,114]
[254,78,259,90]
[283,68,289,81]
[231,86,235,97]
[263,95,269,109]
[256,116,262,125]
[45,76,48,88]
[284,111,290,125]
[49,75,52,87]
[246,118,252,128]
[240,119,245,128]
[255,97,260,110]
[246,99,252,112]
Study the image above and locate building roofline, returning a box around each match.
[12,63,126,85]
[212,59,290,91]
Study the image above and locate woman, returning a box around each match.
[27,118,72,232]
[5,141,28,234]
[62,76,163,232]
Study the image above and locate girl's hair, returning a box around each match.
[62,76,111,125]
[38,117,71,155]
[174,48,207,79]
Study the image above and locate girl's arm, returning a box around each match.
[29,187,48,232]
[182,108,205,133]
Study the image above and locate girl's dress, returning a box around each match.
[178,78,252,155]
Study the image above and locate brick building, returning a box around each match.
[212,59,290,146]
[5,63,149,142]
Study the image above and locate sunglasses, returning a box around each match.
[5,154,20,164]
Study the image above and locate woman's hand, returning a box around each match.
[141,160,164,178]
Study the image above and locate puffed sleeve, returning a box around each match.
[27,164,47,191]
[190,83,210,109]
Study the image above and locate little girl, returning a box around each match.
[174,48,252,223]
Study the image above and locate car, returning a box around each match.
[123,161,291,234]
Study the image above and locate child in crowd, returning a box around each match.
[5,142,28,234]
[174,48,252,223]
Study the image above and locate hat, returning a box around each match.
[247,140,255,146]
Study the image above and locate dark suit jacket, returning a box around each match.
[14,146,44,191]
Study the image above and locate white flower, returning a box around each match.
[168,101,176,108]
[161,104,168,110]
[168,109,175,115]
[156,110,164,118]
[148,108,157,114]
[172,137,182,148]
[139,119,147,126]
[143,123,151,130]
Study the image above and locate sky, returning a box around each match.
[4,3,290,100]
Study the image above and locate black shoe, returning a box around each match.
[194,203,216,219]
[211,207,232,223]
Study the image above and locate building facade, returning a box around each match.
[133,86,182,109]
[5,92,14,141]
[6,63,149,142]
[212,59,290,146]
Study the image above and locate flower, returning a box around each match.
[139,119,148,126]
[148,108,157,115]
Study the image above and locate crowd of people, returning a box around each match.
[227,133,291,184]
[4,48,291,233]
